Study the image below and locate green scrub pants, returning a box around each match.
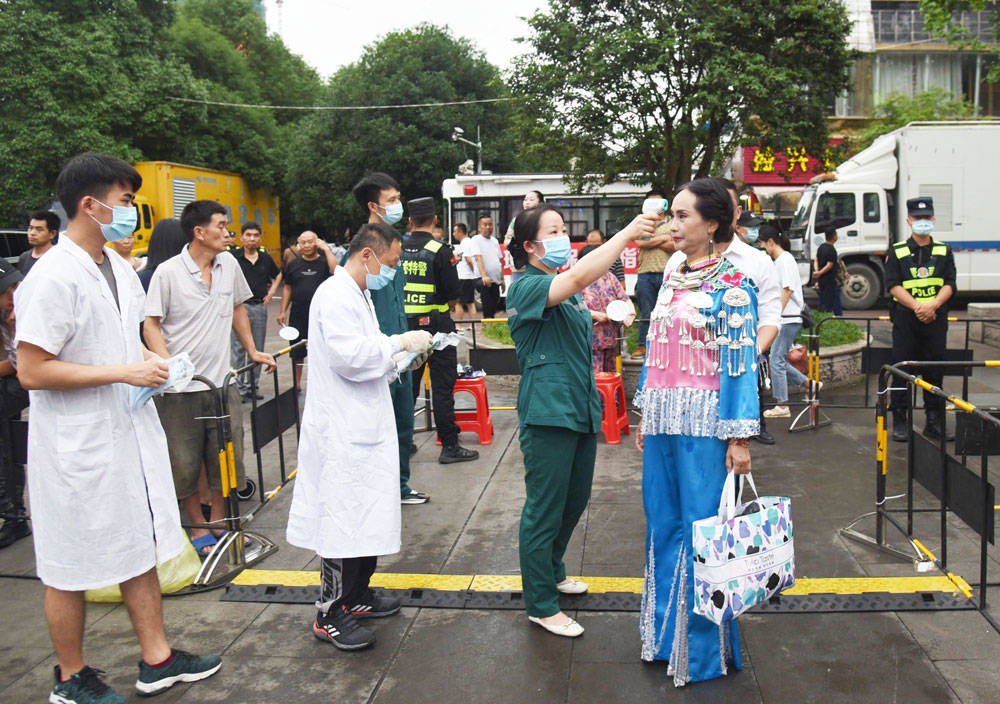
[391,371,415,497]
[518,424,597,618]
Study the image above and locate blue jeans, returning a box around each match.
[770,322,809,403]
[635,272,663,347]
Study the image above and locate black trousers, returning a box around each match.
[479,282,500,319]
[890,306,948,417]
[0,376,28,518]
[411,344,460,447]
[317,555,377,613]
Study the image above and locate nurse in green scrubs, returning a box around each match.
[506,204,658,637]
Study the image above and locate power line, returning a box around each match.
[165,96,515,111]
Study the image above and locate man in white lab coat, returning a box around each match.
[286,222,433,651]
[15,153,222,703]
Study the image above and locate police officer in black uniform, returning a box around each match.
[402,197,479,464]
[886,197,957,442]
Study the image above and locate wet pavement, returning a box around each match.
[2,310,1000,703]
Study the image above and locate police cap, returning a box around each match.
[906,197,934,217]
[408,197,436,219]
[737,210,762,228]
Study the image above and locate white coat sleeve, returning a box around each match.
[318,295,396,384]
[755,254,782,330]
[13,271,76,356]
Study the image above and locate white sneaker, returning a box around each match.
[528,615,584,638]
[556,579,588,595]
[763,406,791,418]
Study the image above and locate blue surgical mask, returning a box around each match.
[744,227,760,244]
[90,199,137,242]
[537,235,572,269]
[912,219,934,236]
[365,252,395,290]
[378,202,404,226]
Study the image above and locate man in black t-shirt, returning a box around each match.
[231,221,282,400]
[278,230,338,388]
[18,210,59,275]
[812,228,840,314]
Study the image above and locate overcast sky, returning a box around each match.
[261,0,546,80]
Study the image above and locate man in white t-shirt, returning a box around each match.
[451,222,478,321]
[470,214,503,318]
[759,226,809,418]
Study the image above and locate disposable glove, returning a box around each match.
[392,329,434,354]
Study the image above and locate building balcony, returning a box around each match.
[873,9,995,46]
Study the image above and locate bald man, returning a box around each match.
[278,231,338,388]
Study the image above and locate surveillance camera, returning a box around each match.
[453,126,464,136]
[451,133,458,142]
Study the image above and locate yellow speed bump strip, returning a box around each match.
[231,570,963,596]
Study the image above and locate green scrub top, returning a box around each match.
[506,265,601,433]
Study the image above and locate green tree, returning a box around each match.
[510,0,855,194]
[284,24,516,236]
[856,87,976,150]
[0,0,199,223]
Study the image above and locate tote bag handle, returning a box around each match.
[717,472,760,522]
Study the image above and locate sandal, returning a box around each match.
[214,530,252,547]
[190,533,218,559]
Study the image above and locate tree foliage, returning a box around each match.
[510,0,856,193]
[856,87,976,150]
[0,0,321,229]
[284,24,517,237]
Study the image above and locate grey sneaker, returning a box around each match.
[49,666,125,704]
[401,490,430,504]
[135,649,221,696]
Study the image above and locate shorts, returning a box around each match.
[153,386,245,499]
[458,279,478,305]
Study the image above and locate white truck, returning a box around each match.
[788,121,1000,309]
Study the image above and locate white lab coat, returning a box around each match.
[14,237,185,591]
[286,267,401,558]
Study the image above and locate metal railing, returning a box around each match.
[178,340,305,590]
[840,360,1000,631]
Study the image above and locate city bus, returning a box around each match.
[441,173,652,294]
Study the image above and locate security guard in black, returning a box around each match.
[401,197,478,462]
[885,196,956,441]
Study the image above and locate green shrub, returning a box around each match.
[795,311,864,347]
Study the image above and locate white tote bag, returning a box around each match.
[692,473,795,625]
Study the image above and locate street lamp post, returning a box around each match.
[451,125,482,174]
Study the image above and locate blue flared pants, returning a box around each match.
[641,434,741,686]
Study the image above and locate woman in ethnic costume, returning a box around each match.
[635,178,759,686]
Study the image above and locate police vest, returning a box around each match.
[402,239,449,316]
[891,240,949,303]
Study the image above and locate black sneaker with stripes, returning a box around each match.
[312,605,375,651]
[350,588,401,619]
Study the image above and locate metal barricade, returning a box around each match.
[789,316,1000,432]
[839,360,1000,630]
[178,340,304,590]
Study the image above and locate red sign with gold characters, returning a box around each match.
[742,141,843,185]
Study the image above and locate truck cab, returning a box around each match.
[789,182,891,309]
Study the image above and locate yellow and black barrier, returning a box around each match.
[222,568,976,614]
[178,340,306,590]
[840,360,1000,631]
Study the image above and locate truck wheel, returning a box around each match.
[841,263,880,310]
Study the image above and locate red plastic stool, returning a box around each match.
[436,376,494,445]
[595,372,630,445]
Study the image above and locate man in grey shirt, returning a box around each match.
[144,200,275,555]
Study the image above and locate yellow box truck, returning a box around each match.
[131,162,280,263]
